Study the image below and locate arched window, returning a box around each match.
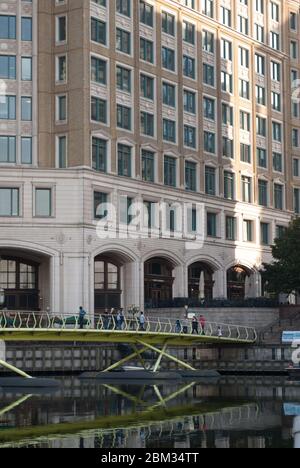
[188,262,214,300]
[0,257,39,310]
[227,266,250,300]
[94,257,121,312]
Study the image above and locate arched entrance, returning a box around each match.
[0,247,51,311]
[144,257,174,305]
[94,255,122,312]
[188,262,214,300]
[227,265,251,300]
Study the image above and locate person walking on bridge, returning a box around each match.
[192,315,199,334]
[78,306,86,330]
[139,311,146,331]
[199,315,206,335]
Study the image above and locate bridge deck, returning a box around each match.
[0,312,257,345]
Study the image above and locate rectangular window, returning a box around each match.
[94,192,108,220]
[164,156,176,187]
[35,189,52,217]
[118,144,132,177]
[0,136,16,163]
[0,188,19,217]
[92,137,107,172]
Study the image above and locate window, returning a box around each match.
[116,28,131,55]
[185,161,197,191]
[207,213,217,237]
[116,66,131,92]
[118,144,132,177]
[205,166,216,196]
[226,217,236,241]
[140,112,154,137]
[0,188,19,217]
[21,17,32,41]
[91,97,107,123]
[164,156,176,187]
[140,1,153,27]
[21,97,32,121]
[142,150,155,182]
[224,171,235,200]
[56,16,66,42]
[140,38,153,63]
[140,74,154,100]
[91,18,106,45]
[244,220,253,242]
[21,137,32,164]
[0,55,16,80]
[162,12,175,36]
[261,223,269,246]
[117,105,131,130]
[163,119,176,143]
[94,192,108,220]
[92,137,107,172]
[162,47,175,71]
[274,184,283,210]
[0,136,16,163]
[0,96,16,120]
[258,180,268,207]
[0,16,16,40]
[116,0,131,17]
[91,57,107,84]
[35,189,52,217]
[242,176,252,203]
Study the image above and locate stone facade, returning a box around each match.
[0,1,299,314]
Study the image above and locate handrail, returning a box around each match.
[0,310,257,342]
[258,309,300,342]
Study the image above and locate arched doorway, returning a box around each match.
[94,255,121,312]
[144,257,174,305]
[0,256,39,310]
[188,262,214,300]
[227,265,251,300]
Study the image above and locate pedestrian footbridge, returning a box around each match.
[0,311,257,379]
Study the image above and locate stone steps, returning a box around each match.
[260,318,300,344]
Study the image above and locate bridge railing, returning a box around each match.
[0,311,257,342]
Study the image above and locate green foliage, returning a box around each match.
[263,217,300,295]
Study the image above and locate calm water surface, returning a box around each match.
[0,376,299,448]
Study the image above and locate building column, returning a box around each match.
[173,264,185,298]
[0,341,5,361]
[213,269,226,298]
[293,416,300,449]
[183,264,189,298]
[51,255,61,314]
[123,261,141,310]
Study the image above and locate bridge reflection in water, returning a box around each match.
[0,380,259,449]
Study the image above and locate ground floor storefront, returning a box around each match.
[0,238,270,315]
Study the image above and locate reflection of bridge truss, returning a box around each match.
[0,382,260,448]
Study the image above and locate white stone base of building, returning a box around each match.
[0,168,292,315]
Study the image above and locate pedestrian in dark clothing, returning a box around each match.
[78,306,86,329]
[175,319,181,333]
[192,315,199,334]
[103,309,109,330]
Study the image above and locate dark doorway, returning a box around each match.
[94,256,121,312]
[188,262,214,300]
[227,266,250,300]
[144,258,174,305]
